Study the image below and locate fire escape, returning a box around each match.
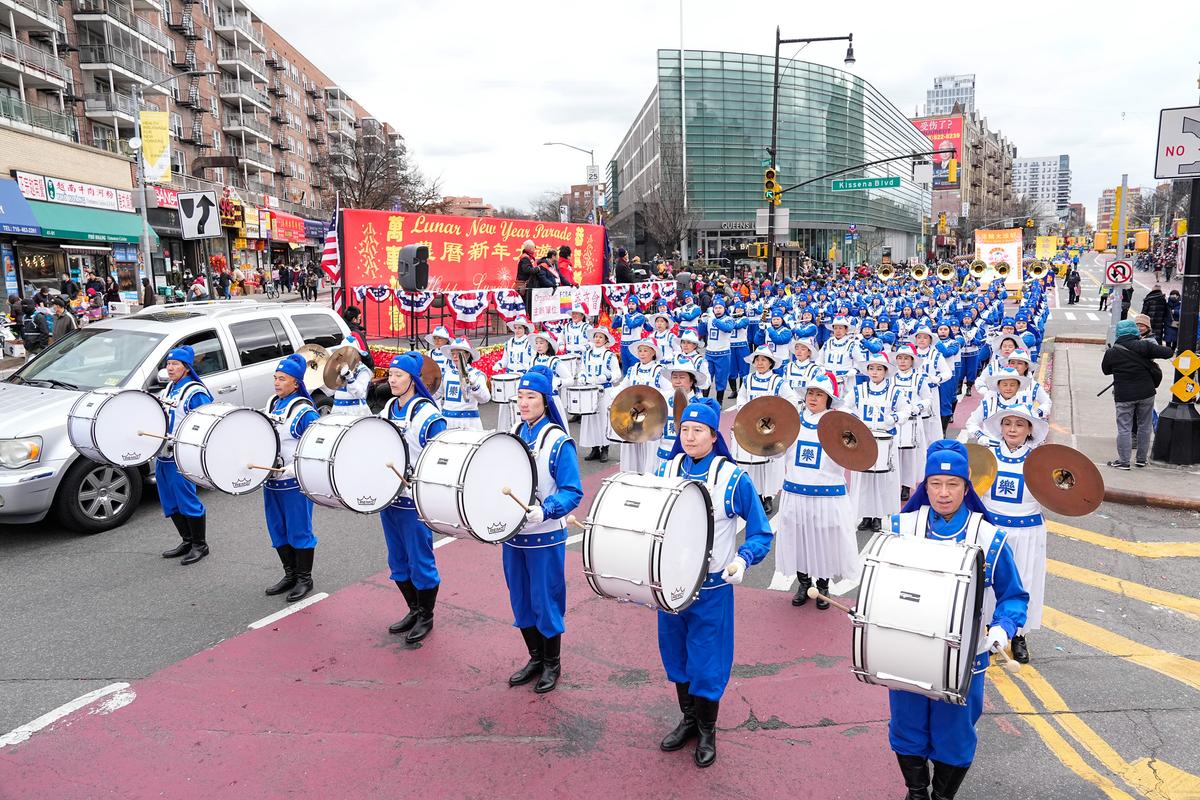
[167,0,210,162]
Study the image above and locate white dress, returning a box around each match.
[981,439,1047,631]
[495,334,533,431]
[440,362,491,431]
[774,408,860,581]
[612,360,668,474]
[847,379,906,520]
[732,370,795,497]
[890,369,933,489]
[578,346,619,449]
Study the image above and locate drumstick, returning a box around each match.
[501,486,532,513]
[991,646,1022,674]
[386,461,411,486]
[247,463,285,472]
[565,514,586,530]
[806,586,856,614]
[137,431,171,441]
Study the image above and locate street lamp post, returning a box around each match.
[767,30,854,273]
[543,141,599,225]
[130,70,217,298]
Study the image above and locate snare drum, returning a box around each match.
[563,385,600,415]
[852,532,985,705]
[412,429,536,543]
[490,373,521,403]
[174,404,280,495]
[582,472,714,614]
[67,389,167,467]
[896,419,918,450]
[558,353,581,382]
[295,415,408,513]
[866,433,894,473]
[729,431,769,466]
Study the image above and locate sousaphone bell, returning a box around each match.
[733,396,801,458]
[816,410,878,471]
[969,259,988,277]
[609,385,668,443]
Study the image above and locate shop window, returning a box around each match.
[230,318,290,366]
[168,329,228,376]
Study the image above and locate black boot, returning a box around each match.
[896,753,930,800]
[858,516,872,530]
[264,545,296,595]
[285,548,314,602]
[584,446,601,462]
[792,572,812,606]
[162,514,190,558]
[508,627,543,686]
[599,446,609,463]
[815,578,831,610]
[388,580,419,634]
[692,695,719,768]
[405,585,438,643]
[180,515,209,565]
[534,634,561,693]
[569,414,581,423]
[1011,634,1029,664]
[900,486,911,502]
[941,415,952,434]
[660,682,698,751]
[716,391,725,405]
[930,761,970,800]
[871,517,883,532]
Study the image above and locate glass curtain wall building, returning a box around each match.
[607,49,931,265]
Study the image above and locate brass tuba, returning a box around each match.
[878,264,895,281]
[1027,260,1048,279]
[911,265,929,281]
[969,259,988,277]
[937,263,956,281]
[995,261,1011,278]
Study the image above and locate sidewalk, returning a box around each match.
[1047,338,1200,509]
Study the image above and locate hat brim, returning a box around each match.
[981,407,1049,446]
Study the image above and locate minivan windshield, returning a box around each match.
[8,327,164,391]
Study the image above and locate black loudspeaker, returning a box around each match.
[397,244,429,292]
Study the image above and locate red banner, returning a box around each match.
[271,211,305,244]
[342,210,604,292]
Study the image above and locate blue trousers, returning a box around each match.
[154,458,203,518]
[263,482,317,549]
[620,345,637,374]
[961,353,979,386]
[705,351,731,392]
[657,578,734,701]
[380,504,440,589]
[938,378,958,417]
[729,344,750,380]
[502,540,566,638]
[888,653,988,767]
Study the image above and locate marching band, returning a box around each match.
[63,262,1093,797]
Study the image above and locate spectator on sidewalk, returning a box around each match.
[59,272,78,300]
[50,297,77,343]
[1165,290,1182,349]
[1065,268,1081,305]
[142,277,156,308]
[1139,285,1167,342]
[19,299,50,361]
[1098,284,1110,311]
[343,306,366,337]
[1100,319,1173,470]
[1119,286,1134,320]
[615,248,649,283]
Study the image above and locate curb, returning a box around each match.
[1103,485,1200,512]
[1052,335,1106,345]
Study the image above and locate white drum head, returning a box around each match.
[491,374,520,402]
[654,480,714,612]
[461,432,535,542]
[330,416,407,513]
[92,390,166,466]
[192,406,279,494]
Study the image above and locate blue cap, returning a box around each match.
[517,364,566,429]
[901,439,995,522]
[669,397,732,461]
[388,351,436,402]
[166,344,202,385]
[274,353,312,401]
[1115,319,1138,338]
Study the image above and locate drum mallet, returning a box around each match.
[247,464,285,472]
[806,587,856,614]
[386,462,410,487]
[564,514,587,530]
[137,431,171,440]
[501,486,532,513]
[990,645,1022,674]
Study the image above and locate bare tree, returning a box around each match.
[496,206,535,220]
[315,129,444,212]
[529,190,564,222]
[641,126,697,256]
[1131,183,1190,231]
[853,230,887,264]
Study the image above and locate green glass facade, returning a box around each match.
[610,49,930,262]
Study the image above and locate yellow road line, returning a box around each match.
[1012,665,1200,799]
[1047,559,1200,621]
[989,668,1136,799]
[1046,520,1200,559]
[1041,607,1200,693]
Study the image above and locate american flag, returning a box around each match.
[320,204,344,313]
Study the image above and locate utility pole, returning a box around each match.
[1106,173,1129,345]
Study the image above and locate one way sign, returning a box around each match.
[178,190,222,240]
[1154,106,1200,179]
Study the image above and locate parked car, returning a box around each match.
[0,300,350,534]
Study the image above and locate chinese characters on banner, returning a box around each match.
[912,116,962,190]
[974,228,1024,290]
[529,286,604,322]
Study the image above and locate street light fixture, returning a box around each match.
[543,141,599,224]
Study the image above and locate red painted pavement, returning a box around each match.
[0,538,896,800]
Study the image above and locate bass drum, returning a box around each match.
[582,472,714,614]
[67,389,166,467]
[174,404,280,495]
[295,415,408,513]
[412,429,535,544]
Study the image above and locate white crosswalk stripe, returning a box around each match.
[1086,312,1099,321]
[1064,311,1076,321]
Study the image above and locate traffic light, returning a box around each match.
[764,167,780,203]
[947,158,958,184]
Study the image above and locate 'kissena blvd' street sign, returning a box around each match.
[831,177,901,191]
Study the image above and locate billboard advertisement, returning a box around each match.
[912,116,963,190]
[974,228,1024,289]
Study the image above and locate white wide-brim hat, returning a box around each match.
[981,403,1049,446]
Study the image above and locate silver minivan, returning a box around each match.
[0,300,351,534]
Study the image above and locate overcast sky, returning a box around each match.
[255,0,1197,223]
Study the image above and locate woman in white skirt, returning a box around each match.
[775,371,859,610]
[495,316,535,431]
[612,337,669,474]
[1005,348,1052,418]
[733,345,796,514]
[654,354,709,474]
[979,403,1049,664]
[908,325,950,457]
[579,326,619,463]
[440,338,491,430]
[890,346,934,500]
[846,351,907,531]
[677,330,710,389]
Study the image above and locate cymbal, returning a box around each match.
[816,410,878,472]
[322,347,359,391]
[1024,443,1105,516]
[609,385,668,443]
[297,343,329,395]
[673,388,688,433]
[420,353,442,395]
[733,396,800,457]
[965,442,998,497]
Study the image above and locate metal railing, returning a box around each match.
[355,294,509,348]
[77,43,170,84]
[325,98,352,118]
[214,10,264,48]
[229,144,275,171]
[217,46,266,76]
[223,113,270,137]
[0,30,71,82]
[0,93,76,137]
[84,91,159,116]
[219,78,268,106]
[73,1,169,48]
[3,0,67,32]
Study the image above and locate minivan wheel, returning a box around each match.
[56,458,143,534]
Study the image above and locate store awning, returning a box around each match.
[0,179,41,235]
[27,200,157,245]
[271,211,305,244]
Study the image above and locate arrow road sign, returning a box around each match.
[178,190,222,240]
[1154,106,1200,179]
[1105,259,1132,285]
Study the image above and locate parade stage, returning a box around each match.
[0,538,896,799]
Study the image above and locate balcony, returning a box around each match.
[272,134,291,151]
[217,46,266,81]
[163,5,198,38]
[306,128,323,144]
[73,1,168,51]
[0,0,67,33]
[270,105,286,123]
[267,78,283,97]
[325,98,353,120]
[304,103,319,120]
[328,118,356,140]
[222,112,271,140]
[0,30,71,88]
[84,91,158,123]
[229,144,275,172]
[0,93,75,140]
[304,84,320,98]
[214,10,264,51]
[219,78,269,111]
[77,43,171,87]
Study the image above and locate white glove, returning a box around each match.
[339,365,352,379]
[723,556,747,585]
[985,626,1009,654]
[524,505,545,526]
